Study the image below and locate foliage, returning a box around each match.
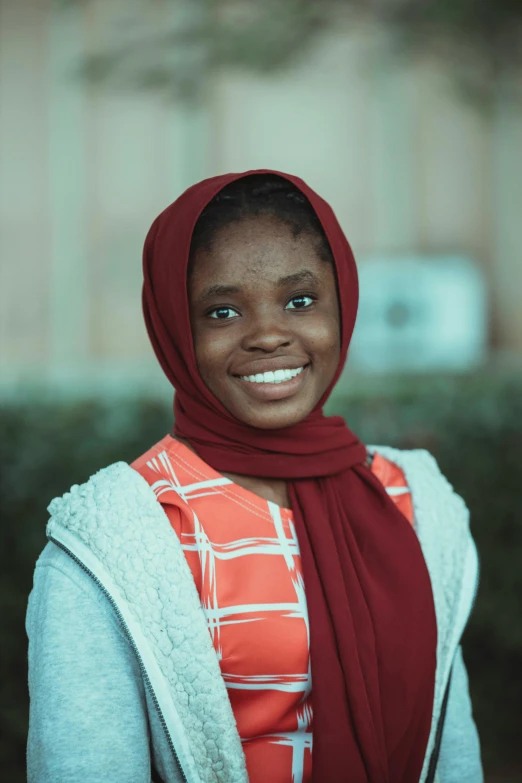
[1,372,522,778]
[58,0,522,104]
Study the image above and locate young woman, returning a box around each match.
[26,171,483,783]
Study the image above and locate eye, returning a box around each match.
[285,294,315,310]
[207,306,240,320]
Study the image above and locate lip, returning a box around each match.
[234,363,310,402]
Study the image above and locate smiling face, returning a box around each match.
[188,213,341,430]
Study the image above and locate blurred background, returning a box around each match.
[1,0,521,780]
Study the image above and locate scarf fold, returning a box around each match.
[142,169,437,783]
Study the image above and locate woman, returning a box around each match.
[26,170,483,783]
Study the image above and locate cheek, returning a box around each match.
[304,315,341,360]
[192,327,232,383]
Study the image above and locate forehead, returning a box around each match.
[189,214,328,286]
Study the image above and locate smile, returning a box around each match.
[239,367,305,384]
[234,364,310,403]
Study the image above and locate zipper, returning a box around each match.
[425,657,453,783]
[49,535,188,783]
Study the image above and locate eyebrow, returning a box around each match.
[198,269,321,303]
[198,284,242,303]
[277,269,321,287]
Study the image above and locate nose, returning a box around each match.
[241,309,293,353]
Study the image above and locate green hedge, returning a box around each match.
[1,372,521,779]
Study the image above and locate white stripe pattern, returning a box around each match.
[143,445,411,783]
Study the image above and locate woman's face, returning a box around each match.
[188,214,341,430]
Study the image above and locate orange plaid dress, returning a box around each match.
[132,436,414,783]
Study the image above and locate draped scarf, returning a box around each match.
[142,169,437,782]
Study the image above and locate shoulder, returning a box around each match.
[367,447,411,488]
[46,459,164,551]
[48,461,155,517]
[130,434,192,502]
[370,445,478,600]
[367,444,473,557]
[130,434,174,473]
[367,445,467,513]
[45,440,190,575]
[367,447,414,526]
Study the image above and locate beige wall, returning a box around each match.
[1,0,521,389]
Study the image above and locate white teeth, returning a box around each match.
[239,366,305,383]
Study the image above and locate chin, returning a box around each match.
[235,402,314,431]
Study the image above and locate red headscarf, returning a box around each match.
[142,169,437,783]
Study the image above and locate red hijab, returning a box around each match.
[142,169,437,783]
